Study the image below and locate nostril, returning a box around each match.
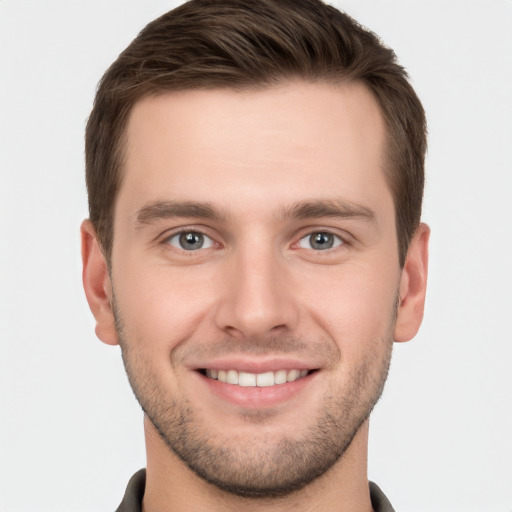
[270,324,288,332]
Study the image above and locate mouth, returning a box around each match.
[199,368,315,387]
[194,363,321,408]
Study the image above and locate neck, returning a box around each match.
[142,416,373,512]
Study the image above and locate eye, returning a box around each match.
[298,231,344,251]
[166,231,214,251]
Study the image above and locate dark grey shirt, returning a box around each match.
[115,469,395,511]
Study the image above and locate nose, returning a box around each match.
[213,244,300,339]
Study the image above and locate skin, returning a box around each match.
[82,81,429,512]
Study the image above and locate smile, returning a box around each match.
[204,368,310,387]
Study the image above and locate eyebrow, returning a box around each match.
[135,201,229,227]
[277,199,376,223]
[135,198,376,227]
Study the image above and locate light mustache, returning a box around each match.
[172,335,340,364]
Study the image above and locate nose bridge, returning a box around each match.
[214,236,298,338]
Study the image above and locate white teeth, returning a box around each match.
[238,371,257,387]
[256,371,275,387]
[274,369,287,385]
[205,368,310,387]
[226,369,239,385]
[287,369,300,382]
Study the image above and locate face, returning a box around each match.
[83,81,426,498]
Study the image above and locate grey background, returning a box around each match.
[1,1,511,510]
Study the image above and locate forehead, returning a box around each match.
[117,81,391,223]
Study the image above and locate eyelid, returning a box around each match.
[297,231,344,250]
[155,224,352,252]
[158,225,221,249]
[292,226,352,249]
[167,231,214,250]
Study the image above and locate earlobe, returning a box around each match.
[394,223,430,343]
[81,220,119,346]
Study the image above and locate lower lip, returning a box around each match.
[196,371,317,408]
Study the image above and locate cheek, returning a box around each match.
[112,262,219,351]
[301,261,399,347]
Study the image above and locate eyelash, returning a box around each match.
[296,231,345,251]
[160,228,218,252]
[159,227,349,254]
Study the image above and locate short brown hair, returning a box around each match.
[85,0,426,266]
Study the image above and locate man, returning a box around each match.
[81,0,429,510]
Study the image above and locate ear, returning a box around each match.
[81,220,118,346]
[394,223,430,342]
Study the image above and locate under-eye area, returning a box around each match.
[198,368,317,387]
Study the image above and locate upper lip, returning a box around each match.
[189,356,320,374]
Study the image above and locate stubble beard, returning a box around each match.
[114,303,395,499]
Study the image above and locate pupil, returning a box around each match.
[311,232,333,250]
[180,232,203,250]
